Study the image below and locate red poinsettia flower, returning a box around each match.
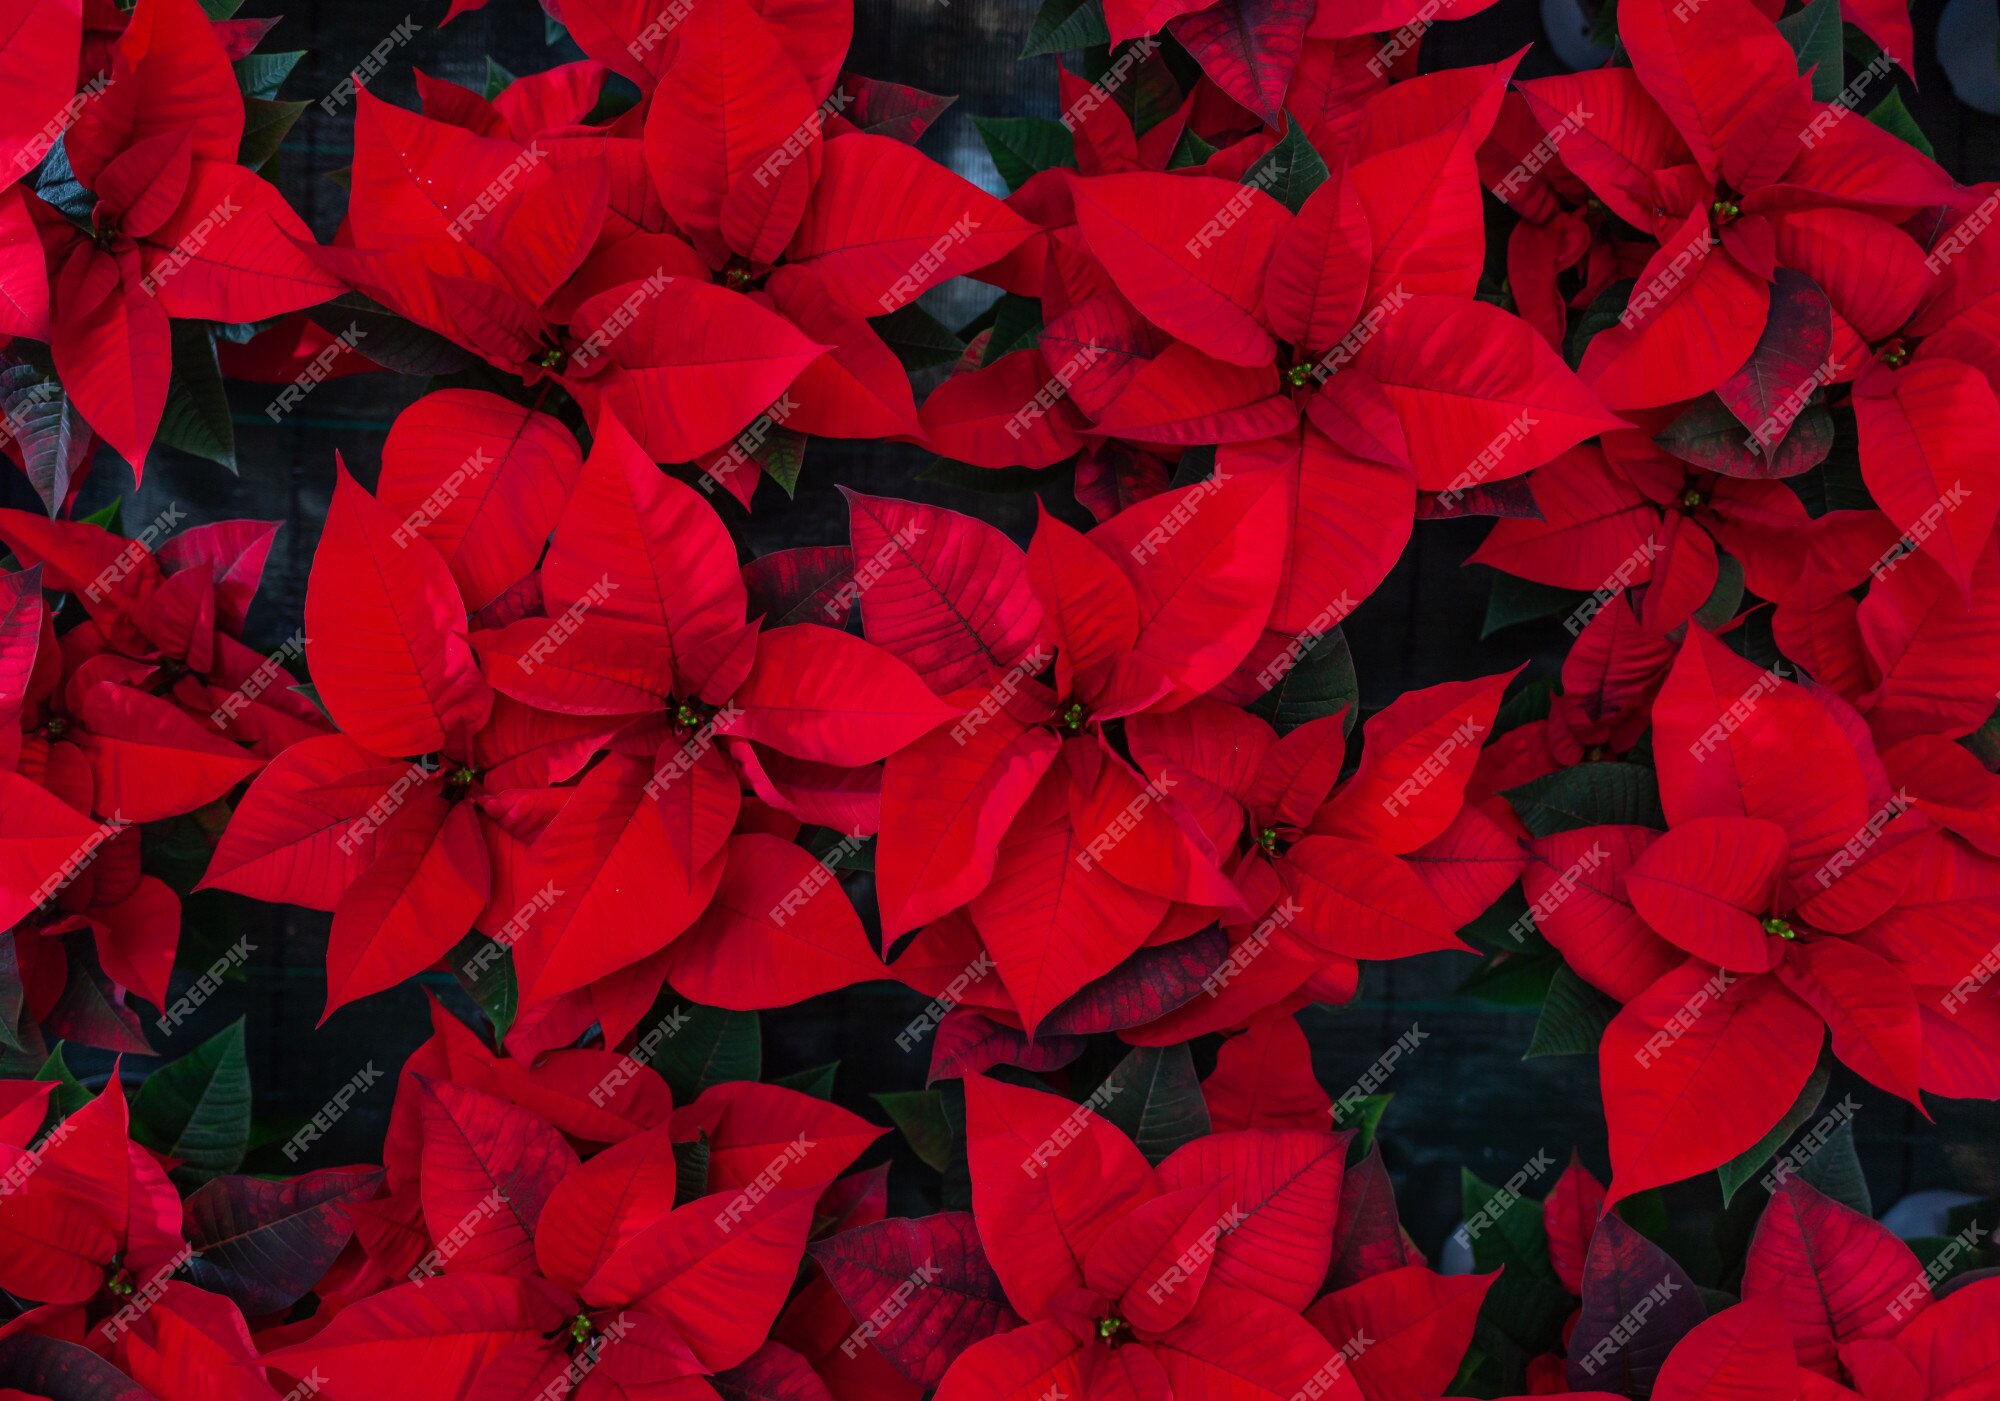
[1512,0,1959,413]
[1120,669,1522,1038]
[17,0,339,473]
[1547,629,2000,1199]
[314,0,1031,505]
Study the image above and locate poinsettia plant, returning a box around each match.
[2,0,340,498]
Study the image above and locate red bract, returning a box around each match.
[313,0,1032,504]
[206,399,915,1025]
[11,0,339,475]
[1536,628,2000,1200]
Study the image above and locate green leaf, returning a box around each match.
[1796,1118,1871,1215]
[447,932,517,1045]
[1168,126,1218,169]
[772,1062,839,1099]
[1494,678,1556,736]
[1692,551,1745,631]
[1482,573,1586,637]
[1566,280,1634,372]
[1525,965,1617,1059]
[200,0,246,17]
[1717,1059,1830,1205]
[1777,0,1843,101]
[1459,949,1562,1006]
[485,56,518,100]
[1503,763,1664,837]
[674,1131,711,1203]
[132,1019,253,1184]
[80,498,123,532]
[1240,120,1328,214]
[645,1002,760,1104]
[239,97,308,172]
[1332,1094,1389,1157]
[871,303,966,372]
[156,323,236,471]
[1460,1163,1571,1362]
[307,293,476,377]
[981,295,1044,365]
[751,426,808,498]
[1655,393,1832,478]
[0,357,86,515]
[1247,627,1359,736]
[874,1090,954,1173]
[1022,0,1112,57]
[1097,1045,1210,1165]
[972,117,1077,193]
[235,51,304,102]
[37,1045,95,1120]
[1868,89,1933,158]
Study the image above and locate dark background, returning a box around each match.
[16,0,2000,1258]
